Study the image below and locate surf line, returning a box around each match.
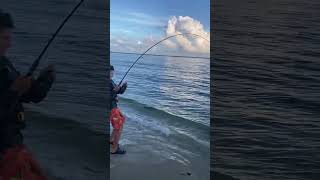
[117,33,210,86]
[26,0,84,76]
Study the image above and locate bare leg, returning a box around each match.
[111,129,120,153]
[117,125,123,142]
[111,125,125,153]
[110,129,116,143]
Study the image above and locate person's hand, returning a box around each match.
[10,76,33,96]
[39,64,56,81]
[113,85,120,92]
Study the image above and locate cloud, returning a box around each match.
[111,16,210,55]
[111,12,166,27]
[164,16,210,54]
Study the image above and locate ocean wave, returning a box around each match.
[119,96,210,131]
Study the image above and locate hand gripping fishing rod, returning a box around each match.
[117,33,210,86]
[26,0,84,76]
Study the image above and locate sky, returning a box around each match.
[111,0,210,55]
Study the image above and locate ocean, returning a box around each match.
[212,0,320,179]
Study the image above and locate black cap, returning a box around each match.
[0,10,14,29]
[110,65,114,71]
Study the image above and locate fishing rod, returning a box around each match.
[26,0,84,76]
[117,33,210,86]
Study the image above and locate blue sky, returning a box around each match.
[111,0,210,54]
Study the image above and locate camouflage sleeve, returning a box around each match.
[111,80,117,99]
[0,68,19,125]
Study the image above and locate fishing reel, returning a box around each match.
[118,82,127,94]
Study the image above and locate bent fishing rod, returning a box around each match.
[117,33,210,86]
[26,0,84,76]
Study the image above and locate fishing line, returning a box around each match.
[26,0,84,76]
[117,33,210,86]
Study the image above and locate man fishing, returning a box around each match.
[0,10,55,179]
[109,65,127,155]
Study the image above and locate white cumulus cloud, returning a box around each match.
[111,16,210,55]
[164,16,210,54]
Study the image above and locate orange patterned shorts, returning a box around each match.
[0,144,47,180]
[110,108,125,130]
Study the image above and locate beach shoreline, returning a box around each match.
[110,143,209,180]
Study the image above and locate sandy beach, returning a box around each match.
[111,144,209,180]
